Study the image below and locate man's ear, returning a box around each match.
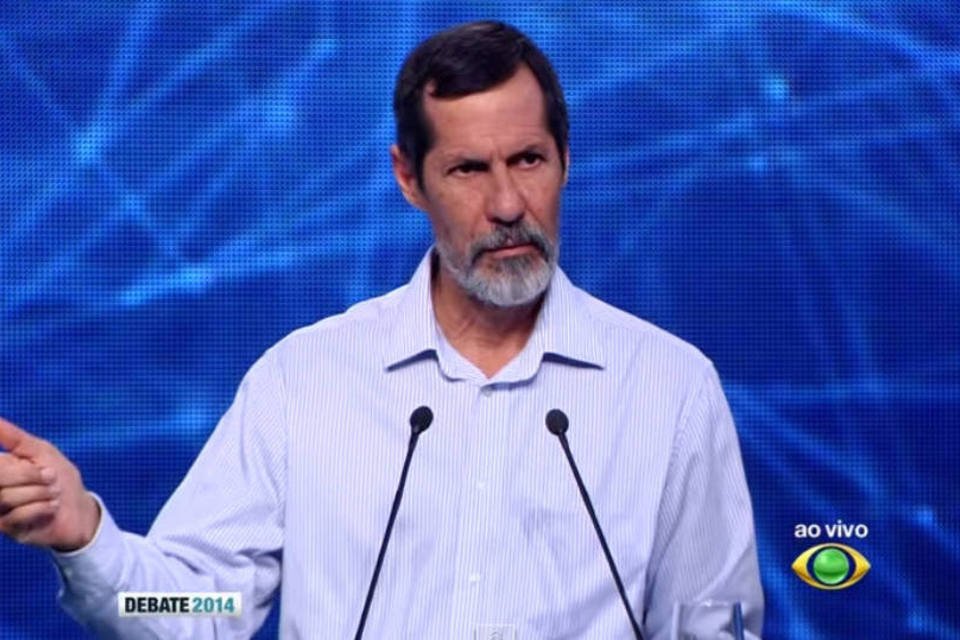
[391,144,428,210]
[562,146,570,186]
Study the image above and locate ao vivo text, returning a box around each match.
[793,520,869,539]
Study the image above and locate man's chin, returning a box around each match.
[466,261,554,308]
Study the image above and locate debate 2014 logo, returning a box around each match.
[792,520,871,590]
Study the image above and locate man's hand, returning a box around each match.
[0,417,100,551]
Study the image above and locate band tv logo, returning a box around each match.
[792,521,871,590]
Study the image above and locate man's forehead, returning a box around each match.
[421,66,550,143]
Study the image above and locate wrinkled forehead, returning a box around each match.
[421,66,551,144]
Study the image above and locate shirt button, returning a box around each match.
[468,572,481,584]
[476,480,486,490]
[481,387,493,397]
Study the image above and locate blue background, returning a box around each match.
[1,2,958,638]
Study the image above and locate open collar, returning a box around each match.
[382,249,605,378]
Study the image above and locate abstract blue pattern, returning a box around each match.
[1,2,957,638]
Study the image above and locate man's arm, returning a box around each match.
[1,349,287,638]
[643,365,764,639]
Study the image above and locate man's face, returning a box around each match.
[392,64,568,307]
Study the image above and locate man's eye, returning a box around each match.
[450,162,484,176]
[517,152,544,167]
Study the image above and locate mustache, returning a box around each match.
[467,224,553,264]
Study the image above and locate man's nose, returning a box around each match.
[487,167,524,224]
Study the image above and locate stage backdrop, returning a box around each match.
[1,2,957,638]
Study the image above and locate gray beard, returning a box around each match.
[435,226,558,308]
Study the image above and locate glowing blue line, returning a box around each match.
[0,29,73,129]
[125,3,287,119]
[165,36,338,243]
[747,380,960,404]
[769,0,960,68]
[727,384,849,505]
[815,180,960,278]
[2,204,124,318]
[94,1,161,118]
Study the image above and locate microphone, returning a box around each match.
[354,406,434,640]
[545,409,644,640]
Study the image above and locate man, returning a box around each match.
[0,21,762,638]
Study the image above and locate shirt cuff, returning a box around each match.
[50,492,127,602]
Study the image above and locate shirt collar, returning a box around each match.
[535,263,606,370]
[382,250,442,371]
[382,248,605,374]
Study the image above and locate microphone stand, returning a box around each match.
[546,409,644,640]
[354,406,433,640]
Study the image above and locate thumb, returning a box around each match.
[0,416,43,459]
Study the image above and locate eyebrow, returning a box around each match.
[441,143,551,168]
[445,159,488,175]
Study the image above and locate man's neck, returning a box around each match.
[430,261,543,379]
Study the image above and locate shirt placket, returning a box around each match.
[448,381,506,638]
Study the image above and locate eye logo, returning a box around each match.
[792,543,870,589]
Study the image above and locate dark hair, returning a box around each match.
[393,20,569,188]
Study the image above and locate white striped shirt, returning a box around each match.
[54,250,763,639]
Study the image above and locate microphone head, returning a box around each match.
[409,406,433,434]
[545,408,569,435]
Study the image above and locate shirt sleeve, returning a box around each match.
[643,364,764,639]
[51,349,287,639]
